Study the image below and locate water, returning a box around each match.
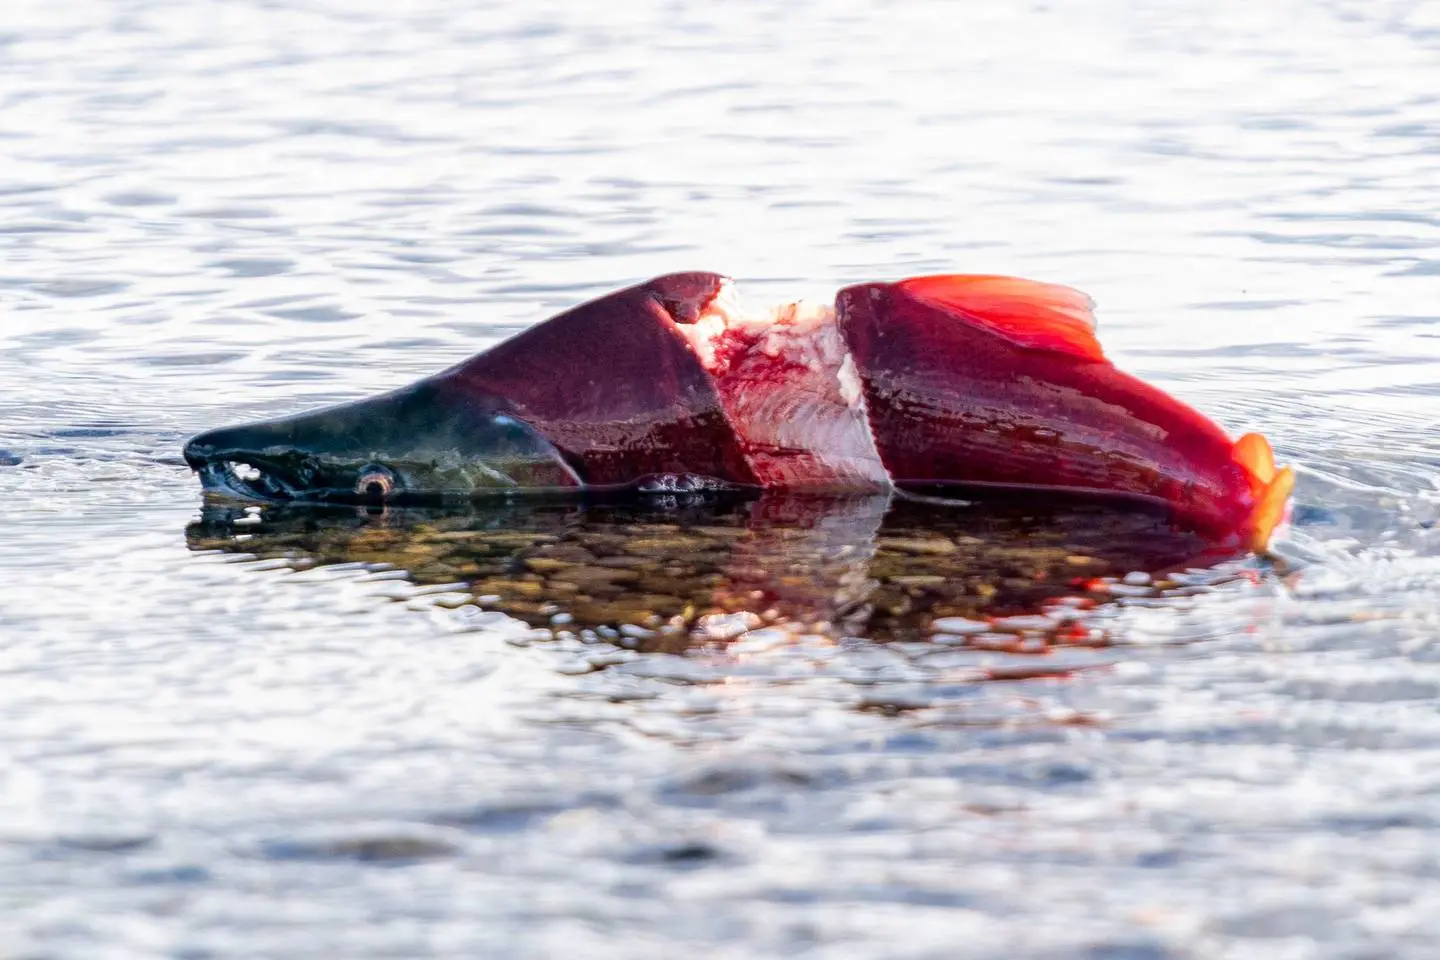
[1,0,1438,956]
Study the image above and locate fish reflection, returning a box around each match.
[185,492,1243,651]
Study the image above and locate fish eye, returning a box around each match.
[355,466,396,501]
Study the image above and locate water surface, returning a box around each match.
[2,0,1439,957]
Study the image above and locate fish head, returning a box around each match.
[182,377,580,504]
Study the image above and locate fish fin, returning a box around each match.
[1248,465,1295,554]
[898,275,1104,362]
[1230,432,1291,552]
[1231,431,1277,490]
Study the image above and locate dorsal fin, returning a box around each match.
[897,275,1105,363]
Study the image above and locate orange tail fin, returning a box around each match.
[1231,432,1293,553]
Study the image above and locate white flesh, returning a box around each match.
[674,281,889,490]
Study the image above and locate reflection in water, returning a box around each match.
[2,0,1435,950]
[186,491,1245,654]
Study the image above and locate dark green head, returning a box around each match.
[182,378,579,504]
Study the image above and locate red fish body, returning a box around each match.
[440,272,754,488]
[184,271,1292,553]
[834,277,1291,547]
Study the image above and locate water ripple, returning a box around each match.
[1,0,1438,956]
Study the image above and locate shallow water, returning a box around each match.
[2,0,1439,956]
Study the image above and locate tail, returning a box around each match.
[1231,432,1295,554]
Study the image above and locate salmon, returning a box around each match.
[183,272,1292,553]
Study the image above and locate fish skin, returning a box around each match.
[437,273,757,488]
[182,378,583,498]
[834,279,1261,545]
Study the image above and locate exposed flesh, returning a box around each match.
[672,281,888,490]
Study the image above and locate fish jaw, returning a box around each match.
[182,379,580,504]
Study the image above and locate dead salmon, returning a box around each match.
[183,272,1293,553]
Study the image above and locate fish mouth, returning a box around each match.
[190,455,303,501]
[184,422,317,501]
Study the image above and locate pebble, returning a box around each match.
[878,537,959,556]
[694,612,762,640]
[932,616,988,635]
